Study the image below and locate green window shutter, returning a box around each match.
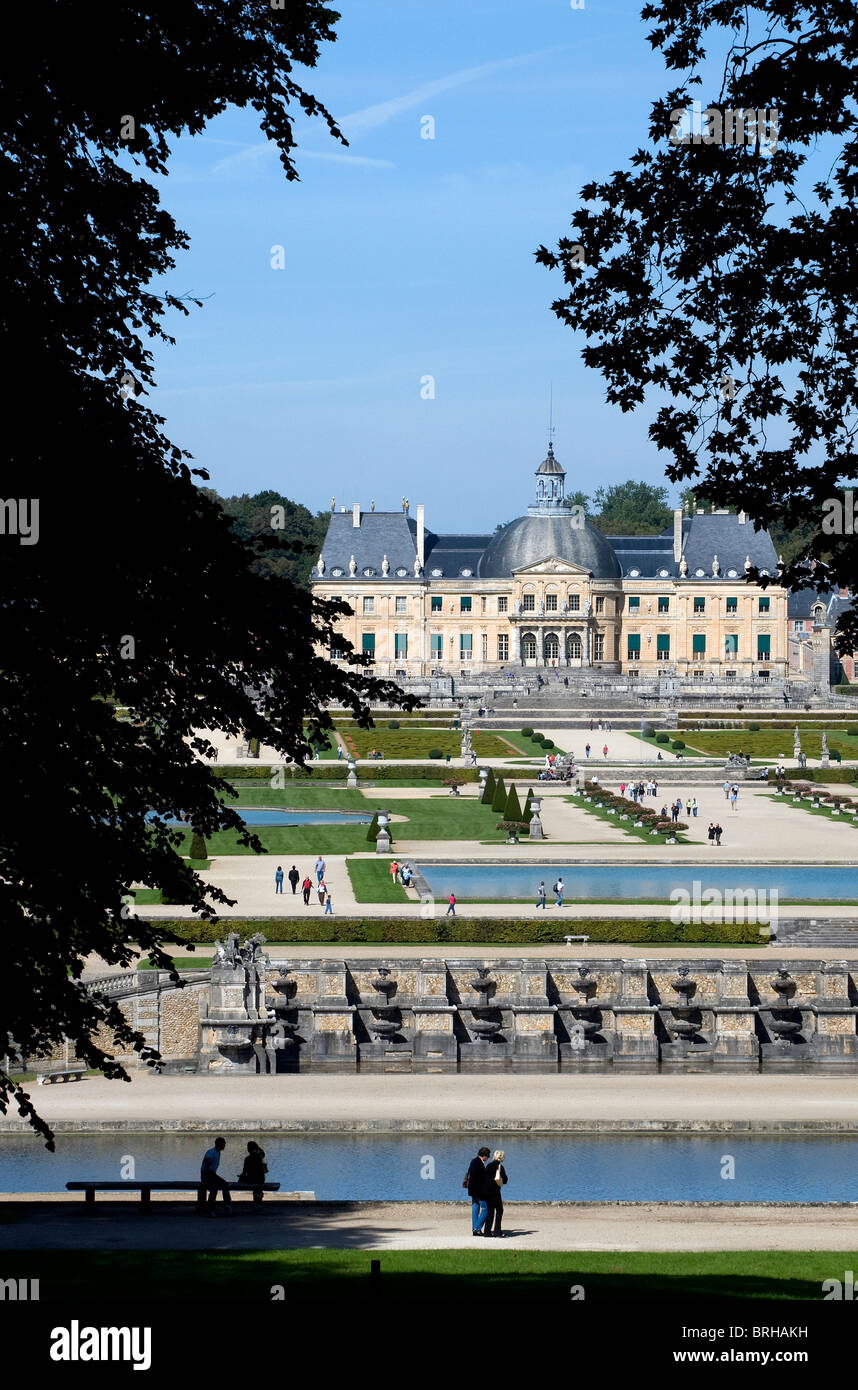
[757,633,771,654]
[759,597,770,612]
[460,633,472,652]
[431,596,442,612]
[656,634,670,651]
[394,633,408,657]
[628,596,640,610]
[658,597,669,613]
[627,633,641,652]
[726,596,737,611]
[725,633,738,654]
[362,633,375,653]
[692,633,706,653]
[460,596,472,612]
[430,634,442,655]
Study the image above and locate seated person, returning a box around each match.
[238,1141,268,1186]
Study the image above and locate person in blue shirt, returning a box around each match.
[200,1137,232,1215]
[274,866,284,894]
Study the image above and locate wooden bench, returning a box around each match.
[37,1070,86,1085]
[66,1180,281,1206]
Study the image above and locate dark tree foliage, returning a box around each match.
[201,488,330,589]
[536,0,858,650]
[0,2,416,1144]
[592,480,673,535]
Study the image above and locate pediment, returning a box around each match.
[512,556,590,577]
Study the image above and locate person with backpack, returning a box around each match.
[554,877,564,907]
[463,1146,491,1236]
[484,1149,509,1237]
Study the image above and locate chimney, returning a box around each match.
[352,503,361,528]
[738,510,747,524]
[673,508,683,564]
[417,503,425,569]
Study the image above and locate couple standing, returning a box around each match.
[464,1145,508,1237]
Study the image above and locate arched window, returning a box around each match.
[544,633,559,661]
[567,632,582,660]
[521,632,537,660]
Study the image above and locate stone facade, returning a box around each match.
[313,444,788,685]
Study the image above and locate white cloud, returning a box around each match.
[339,47,563,139]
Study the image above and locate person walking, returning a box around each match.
[723,780,731,800]
[620,782,626,797]
[537,881,547,910]
[288,865,300,895]
[274,865,284,894]
[200,1137,232,1216]
[602,744,608,759]
[730,784,739,812]
[484,1150,509,1237]
[301,875,312,906]
[585,743,591,759]
[715,822,723,846]
[554,877,564,907]
[446,892,456,916]
[315,854,325,884]
[691,797,698,818]
[685,798,692,819]
[317,878,327,908]
[464,1146,491,1236]
[390,859,400,885]
[324,890,333,916]
[708,822,716,846]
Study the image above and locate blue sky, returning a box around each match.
[148,0,680,529]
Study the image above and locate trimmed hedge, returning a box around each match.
[148,917,764,945]
[213,764,480,783]
[655,731,670,743]
[520,726,534,738]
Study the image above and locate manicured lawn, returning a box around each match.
[337,725,512,759]
[172,792,507,855]
[226,784,369,810]
[494,729,566,756]
[565,794,690,845]
[3,1247,848,1301]
[346,859,410,902]
[681,729,858,760]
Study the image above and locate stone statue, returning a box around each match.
[371,500,376,511]
[538,599,544,615]
[582,599,591,617]
[822,731,829,766]
[712,554,720,576]
[793,725,801,759]
[679,555,688,577]
[413,554,422,576]
[515,599,522,615]
[348,554,357,576]
[744,554,752,572]
[382,554,390,575]
[316,554,325,576]
[330,497,335,511]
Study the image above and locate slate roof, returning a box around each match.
[679,512,779,579]
[787,587,854,622]
[318,511,418,580]
[423,532,493,578]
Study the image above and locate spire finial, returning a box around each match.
[548,381,555,449]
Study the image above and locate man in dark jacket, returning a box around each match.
[466,1146,491,1235]
[287,865,300,895]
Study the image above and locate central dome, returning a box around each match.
[479,513,621,580]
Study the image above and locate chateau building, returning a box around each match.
[313,444,788,684]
